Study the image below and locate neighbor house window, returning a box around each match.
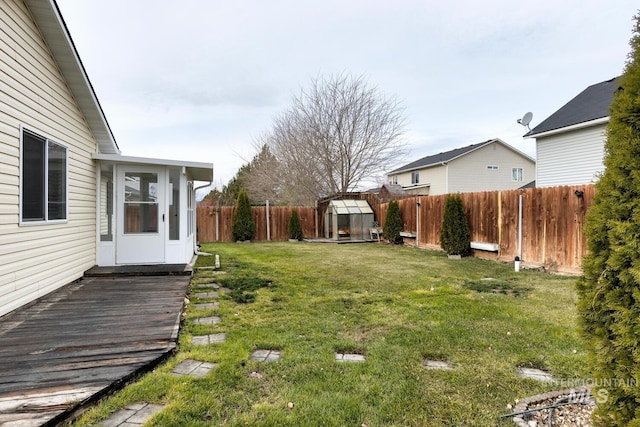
[512,167,523,182]
[21,128,67,222]
[392,175,398,185]
[411,171,419,184]
[487,165,499,171]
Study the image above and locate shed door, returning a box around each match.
[116,166,165,264]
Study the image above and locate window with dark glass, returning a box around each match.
[21,129,67,222]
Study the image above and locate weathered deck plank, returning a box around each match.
[0,274,190,425]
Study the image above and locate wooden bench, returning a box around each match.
[470,241,500,252]
[399,231,417,238]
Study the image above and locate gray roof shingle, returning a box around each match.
[526,76,621,137]
[389,139,496,174]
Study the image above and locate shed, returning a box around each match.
[324,200,375,241]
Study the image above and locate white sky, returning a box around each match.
[55,0,638,194]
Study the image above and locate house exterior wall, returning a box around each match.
[392,165,447,196]
[0,0,98,317]
[535,124,606,187]
[446,143,536,194]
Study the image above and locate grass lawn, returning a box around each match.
[73,242,587,426]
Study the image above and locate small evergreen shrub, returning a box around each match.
[577,14,640,426]
[440,194,470,256]
[383,200,403,244]
[232,189,255,241]
[288,210,304,241]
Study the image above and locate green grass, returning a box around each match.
[73,242,587,426]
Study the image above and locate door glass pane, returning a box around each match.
[169,169,180,240]
[124,172,158,233]
[100,165,113,241]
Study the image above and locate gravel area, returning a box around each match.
[508,388,595,426]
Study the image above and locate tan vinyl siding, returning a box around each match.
[536,125,606,187]
[447,143,535,193]
[0,0,98,317]
[393,165,447,195]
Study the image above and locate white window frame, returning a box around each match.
[19,125,69,225]
[512,167,524,182]
[392,175,398,185]
[411,171,419,184]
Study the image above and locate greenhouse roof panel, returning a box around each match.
[328,199,373,214]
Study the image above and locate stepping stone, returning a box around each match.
[100,402,164,427]
[250,349,281,362]
[172,359,216,378]
[517,367,553,382]
[195,268,227,273]
[194,316,221,325]
[193,302,219,310]
[194,291,218,299]
[195,283,220,290]
[422,360,453,370]
[192,333,226,346]
[335,353,366,362]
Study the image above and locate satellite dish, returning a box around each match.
[517,112,533,131]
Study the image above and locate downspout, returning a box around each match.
[442,162,448,193]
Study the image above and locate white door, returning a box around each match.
[116,166,165,264]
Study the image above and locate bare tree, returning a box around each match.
[262,73,407,203]
[242,144,282,204]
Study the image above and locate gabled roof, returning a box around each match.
[526,76,621,138]
[389,138,531,175]
[25,0,119,154]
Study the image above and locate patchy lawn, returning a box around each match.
[74,242,586,426]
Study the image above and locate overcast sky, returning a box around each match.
[56,0,638,194]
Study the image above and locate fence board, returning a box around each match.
[197,206,316,242]
[196,184,594,273]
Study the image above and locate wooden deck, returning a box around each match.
[0,274,190,426]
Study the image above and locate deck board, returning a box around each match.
[0,274,190,425]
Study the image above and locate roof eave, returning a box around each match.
[389,162,444,175]
[525,116,610,139]
[26,0,120,155]
[92,153,214,181]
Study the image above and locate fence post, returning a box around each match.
[416,199,421,248]
[266,200,270,241]
[497,191,502,252]
[518,194,523,261]
[314,201,318,238]
[215,201,220,242]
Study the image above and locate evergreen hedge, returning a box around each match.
[577,14,640,426]
[232,189,255,241]
[383,200,403,244]
[440,194,470,256]
[288,210,304,241]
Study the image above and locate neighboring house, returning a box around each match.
[365,184,409,202]
[525,76,620,187]
[0,0,213,317]
[387,138,535,196]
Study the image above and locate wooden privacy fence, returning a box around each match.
[197,206,317,242]
[376,184,595,273]
[196,184,595,273]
